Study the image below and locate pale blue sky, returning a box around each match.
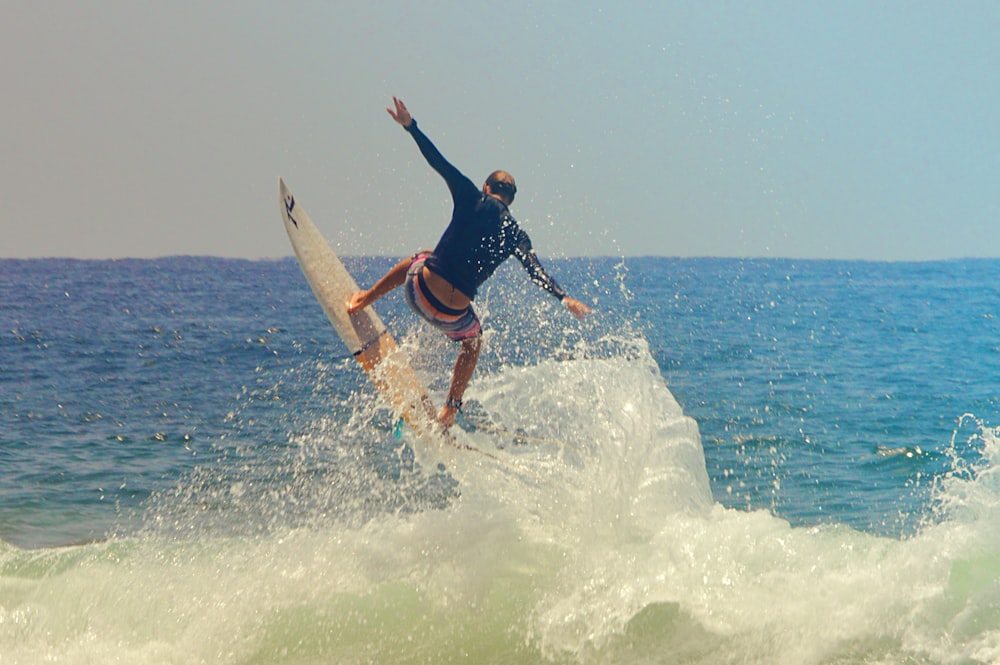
[2,1,997,259]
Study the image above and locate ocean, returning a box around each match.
[2,255,999,664]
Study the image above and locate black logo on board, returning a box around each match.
[284,194,299,228]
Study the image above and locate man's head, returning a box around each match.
[484,170,516,206]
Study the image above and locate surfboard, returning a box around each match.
[278,177,446,448]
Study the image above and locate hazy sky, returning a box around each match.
[2,1,998,260]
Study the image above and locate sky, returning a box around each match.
[2,1,998,260]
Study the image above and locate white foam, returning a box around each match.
[3,346,1000,664]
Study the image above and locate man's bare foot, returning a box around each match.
[347,290,368,314]
[437,404,459,428]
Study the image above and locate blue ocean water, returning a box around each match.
[2,255,1000,663]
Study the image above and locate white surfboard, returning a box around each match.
[278,177,446,447]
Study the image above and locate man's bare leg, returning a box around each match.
[439,335,482,427]
[347,256,412,314]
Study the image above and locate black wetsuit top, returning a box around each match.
[405,120,567,302]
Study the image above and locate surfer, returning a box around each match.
[348,97,591,428]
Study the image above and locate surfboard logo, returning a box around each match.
[284,195,299,228]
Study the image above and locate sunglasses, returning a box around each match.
[490,181,516,198]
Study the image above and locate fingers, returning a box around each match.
[565,297,592,319]
[387,96,411,127]
[386,98,401,121]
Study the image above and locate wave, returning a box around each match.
[2,340,1000,664]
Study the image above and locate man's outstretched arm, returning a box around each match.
[514,235,592,319]
[387,96,470,192]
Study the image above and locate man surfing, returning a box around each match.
[348,97,591,428]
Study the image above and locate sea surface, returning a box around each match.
[2,255,1000,664]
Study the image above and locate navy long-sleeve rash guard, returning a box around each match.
[405,120,567,302]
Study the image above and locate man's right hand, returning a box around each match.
[387,96,412,128]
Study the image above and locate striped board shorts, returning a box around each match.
[403,252,482,341]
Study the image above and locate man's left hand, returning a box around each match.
[563,297,592,319]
